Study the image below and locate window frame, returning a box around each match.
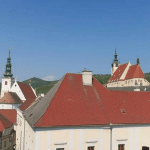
[56,148,64,150]
[87,146,95,150]
[118,144,125,150]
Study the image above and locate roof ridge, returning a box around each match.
[24,74,66,127]
[0,114,12,124]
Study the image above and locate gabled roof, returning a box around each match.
[125,64,145,80]
[109,63,128,82]
[0,114,12,132]
[18,82,36,111]
[0,109,17,124]
[24,73,150,127]
[0,92,23,104]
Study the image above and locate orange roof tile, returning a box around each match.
[24,73,150,127]
[18,82,36,111]
[0,114,12,132]
[125,64,145,80]
[109,63,128,82]
[0,109,17,124]
[0,92,23,104]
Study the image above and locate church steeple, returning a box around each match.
[111,49,119,76]
[3,48,13,78]
[112,49,119,66]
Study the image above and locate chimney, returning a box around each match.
[82,68,92,86]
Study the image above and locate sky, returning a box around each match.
[0,0,150,81]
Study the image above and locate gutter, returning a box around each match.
[110,123,113,150]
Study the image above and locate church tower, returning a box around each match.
[111,50,119,76]
[1,48,14,98]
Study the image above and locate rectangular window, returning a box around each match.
[88,146,94,150]
[118,144,125,150]
[56,148,64,150]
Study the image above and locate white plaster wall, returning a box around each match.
[16,109,35,150]
[34,127,110,150]
[1,77,14,98]
[112,125,150,150]
[107,78,150,88]
[111,66,118,76]
[16,109,25,150]
[10,81,26,101]
[0,104,21,109]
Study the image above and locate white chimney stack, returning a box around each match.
[82,68,92,86]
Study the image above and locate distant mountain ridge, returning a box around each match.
[0,73,150,95]
[22,77,58,95]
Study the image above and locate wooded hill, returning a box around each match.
[0,73,150,95]
[22,72,150,95]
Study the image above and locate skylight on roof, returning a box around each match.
[121,109,126,114]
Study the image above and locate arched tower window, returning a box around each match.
[5,81,7,85]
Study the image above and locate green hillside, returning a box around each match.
[0,72,150,95]
[93,74,111,84]
[22,77,51,88]
[144,73,150,82]
[22,77,58,95]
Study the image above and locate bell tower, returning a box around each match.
[111,50,119,76]
[1,48,14,98]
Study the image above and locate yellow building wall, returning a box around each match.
[35,127,110,150]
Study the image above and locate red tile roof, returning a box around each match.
[125,64,145,80]
[109,63,128,82]
[18,82,36,111]
[24,73,150,127]
[0,110,17,124]
[0,92,23,104]
[0,114,13,132]
[34,74,109,127]
[26,73,150,127]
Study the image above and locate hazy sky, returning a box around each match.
[0,0,150,81]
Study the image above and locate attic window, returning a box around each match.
[29,114,33,117]
[121,109,126,114]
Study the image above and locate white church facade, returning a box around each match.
[107,51,150,88]
[0,49,37,109]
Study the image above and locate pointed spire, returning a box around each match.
[112,49,118,67]
[137,57,140,65]
[9,47,11,58]
[3,48,13,78]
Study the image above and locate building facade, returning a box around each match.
[107,51,149,88]
[16,70,150,150]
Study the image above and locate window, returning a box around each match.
[88,146,94,150]
[142,146,149,150]
[135,80,138,85]
[5,81,7,85]
[56,149,64,150]
[118,144,125,150]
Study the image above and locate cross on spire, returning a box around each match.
[9,47,11,58]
